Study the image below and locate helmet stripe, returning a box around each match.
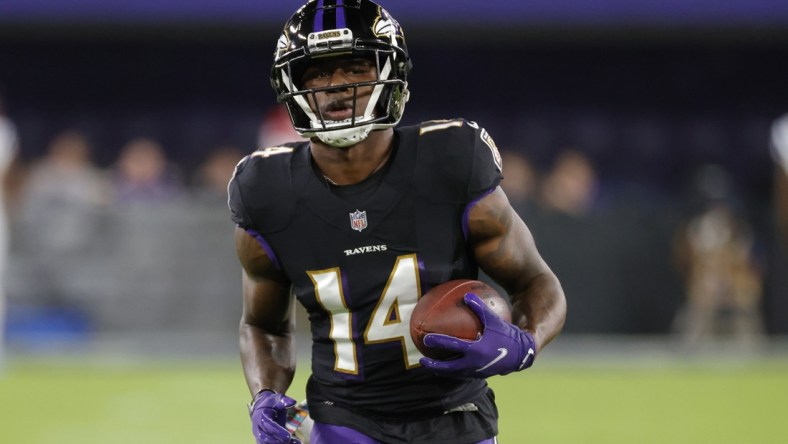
[314,0,324,32]
[336,0,346,29]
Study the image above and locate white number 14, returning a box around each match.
[307,254,424,374]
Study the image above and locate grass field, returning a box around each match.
[1,352,787,443]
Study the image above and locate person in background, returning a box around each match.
[538,149,599,217]
[228,1,566,443]
[671,164,764,345]
[769,114,788,334]
[192,145,244,204]
[112,137,183,204]
[0,94,18,354]
[17,130,110,306]
[499,150,538,219]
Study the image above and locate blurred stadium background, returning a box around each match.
[1,1,788,443]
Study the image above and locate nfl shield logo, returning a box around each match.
[349,209,368,232]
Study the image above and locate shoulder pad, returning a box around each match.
[410,119,503,202]
[227,145,300,233]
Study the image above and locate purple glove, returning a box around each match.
[419,293,537,378]
[249,390,302,444]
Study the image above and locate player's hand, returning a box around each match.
[249,390,302,444]
[419,293,537,378]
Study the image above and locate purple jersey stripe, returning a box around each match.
[462,187,497,240]
[314,0,324,31]
[246,228,282,270]
[336,0,346,28]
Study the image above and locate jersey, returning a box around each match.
[229,119,503,442]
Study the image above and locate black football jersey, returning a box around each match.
[228,119,503,420]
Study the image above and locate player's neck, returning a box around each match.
[310,129,394,186]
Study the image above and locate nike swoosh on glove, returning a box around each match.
[249,390,302,444]
[419,292,537,378]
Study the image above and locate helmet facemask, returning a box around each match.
[276,46,409,147]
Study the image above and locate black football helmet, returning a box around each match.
[271,0,412,147]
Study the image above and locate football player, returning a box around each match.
[228,1,567,443]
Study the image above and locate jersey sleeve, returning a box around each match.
[226,145,300,233]
[467,123,503,199]
[227,155,254,229]
[409,119,503,205]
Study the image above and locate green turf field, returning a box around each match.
[1,356,787,443]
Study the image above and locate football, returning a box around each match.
[410,279,512,359]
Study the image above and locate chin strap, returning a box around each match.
[316,125,373,147]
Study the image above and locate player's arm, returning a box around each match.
[419,186,566,377]
[468,186,566,352]
[235,226,297,397]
